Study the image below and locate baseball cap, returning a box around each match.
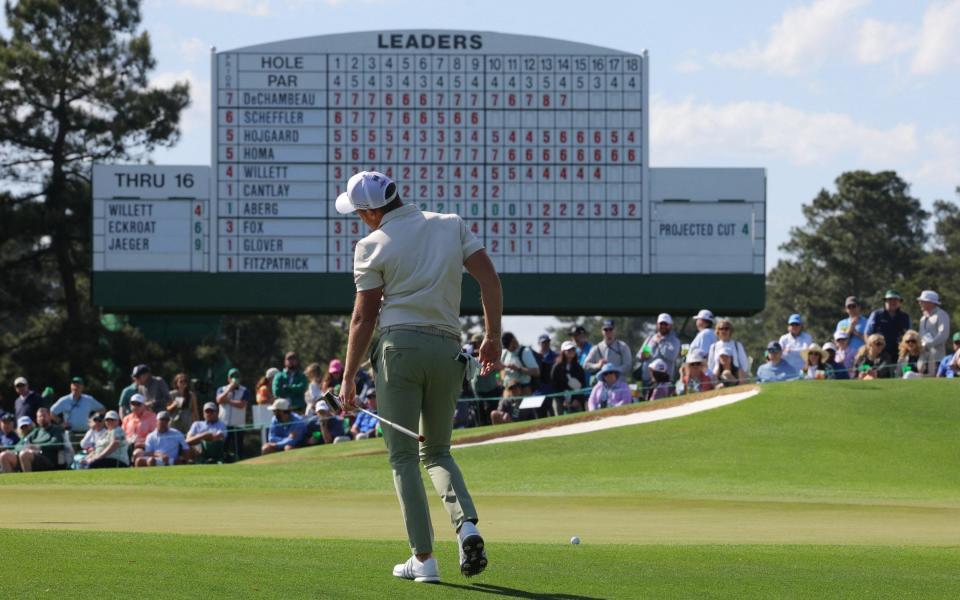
[335,171,398,214]
[156,411,171,421]
[718,346,734,357]
[844,296,859,307]
[560,340,577,352]
[270,398,291,411]
[227,368,240,379]
[695,309,714,322]
[131,364,150,377]
[129,394,145,405]
[952,331,960,343]
[17,416,33,428]
[767,341,783,353]
[13,376,27,387]
[104,410,120,420]
[648,358,668,373]
[788,314,803,325]
[203,401,218,412]
[70,376,84,385]
[884,289,902,300]
[265,367,280,379]
[657,313,673,325]
[602,319,615,329]
[834,330,850,340]
[538,333,551,343]
[685,350,707,364]
[599,363,622,375]
[823,342,838,352]
[328,359,343,374]
[91,413,104,422]
[917,290,941,304]
[569,325,587,335]
[0,412,14,422]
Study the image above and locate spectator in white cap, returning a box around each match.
[586,363,631,411]
[688,310,717,357]
[832,330,855,373]
[917,290,950,375]
[584,319,633,377]
[187,402,227,463]
[84,411,129,469]
[637,313,681,383]
[707,318,750,376]
[136,411,188,467]
[121,394,156,463]
[262,398,307,454]
[779,314,812,372]
[645,359,674,401]
[550,340,586,414]
[822,342,850,380]
[13,376,43,421]
[713,347,743,388]
[677,350,714,395]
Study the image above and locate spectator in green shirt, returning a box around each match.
[0,408,68,472]
[272,351,308,413]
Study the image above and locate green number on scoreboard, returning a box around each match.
[742,224,749,235]
[194,239,202,250]
[492,204,499,216]
[194,222,202,234]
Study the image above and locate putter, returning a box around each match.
[322,391,425,443]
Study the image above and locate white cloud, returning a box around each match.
[674,59,703,74]
[856,18,914,64]
[150,70,210,135]
[912,129,960,185]
[650,95,917,166]
[178,37,209,64]
[175,0,270,16]
[911,0,960,74]
[710,0,869,75]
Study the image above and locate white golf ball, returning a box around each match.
[570,536,581,545]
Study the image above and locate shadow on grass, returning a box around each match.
[436,582,606,599]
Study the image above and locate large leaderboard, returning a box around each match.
[92,31,766,315]
[213,32,648,275]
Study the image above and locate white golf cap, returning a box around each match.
[695,309,714,321]
[104,410,120,420]
[335,171,397,214]
[265,367,280,378]
[823,342,838,352]
[685,349,707,364]
[270,398,291,411]
[648,358,668,373]
[833,330,849,340]
[560,340,577,352]
[203,401,218,411]
[917,290,940,304]
[17,416,33,427]
[129,393,145,405]
[718,345,734,357]
[657,313,673,325]
[13,376,27,386]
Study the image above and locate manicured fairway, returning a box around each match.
[1,380,958,598]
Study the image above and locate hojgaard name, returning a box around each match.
[377,33,482,50]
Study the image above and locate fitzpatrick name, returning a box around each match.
[377,33,482,50]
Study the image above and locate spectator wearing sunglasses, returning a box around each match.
[897,330,923,377]
[836,296,867,354]
[854,334,895,379]
[707,319,750,375]
[13,377,43,421]
[84,411,129,469]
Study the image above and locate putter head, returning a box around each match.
[322,390,343,413]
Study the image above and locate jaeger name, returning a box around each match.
[377,33,482,50]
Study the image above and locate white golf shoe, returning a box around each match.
[392,555,440,583]
[458,521,488,577]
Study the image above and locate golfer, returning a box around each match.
[336,171,503,583]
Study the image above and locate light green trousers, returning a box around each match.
[373,328,478,555]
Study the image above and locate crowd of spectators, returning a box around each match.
[1,288,956,473]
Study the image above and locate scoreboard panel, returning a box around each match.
[91,31,766,315]
[212,31,648,276]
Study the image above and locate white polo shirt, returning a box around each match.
[354,204,483,336]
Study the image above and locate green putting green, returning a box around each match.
[1,380,958,598]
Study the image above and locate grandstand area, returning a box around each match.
[2,380,958,599]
